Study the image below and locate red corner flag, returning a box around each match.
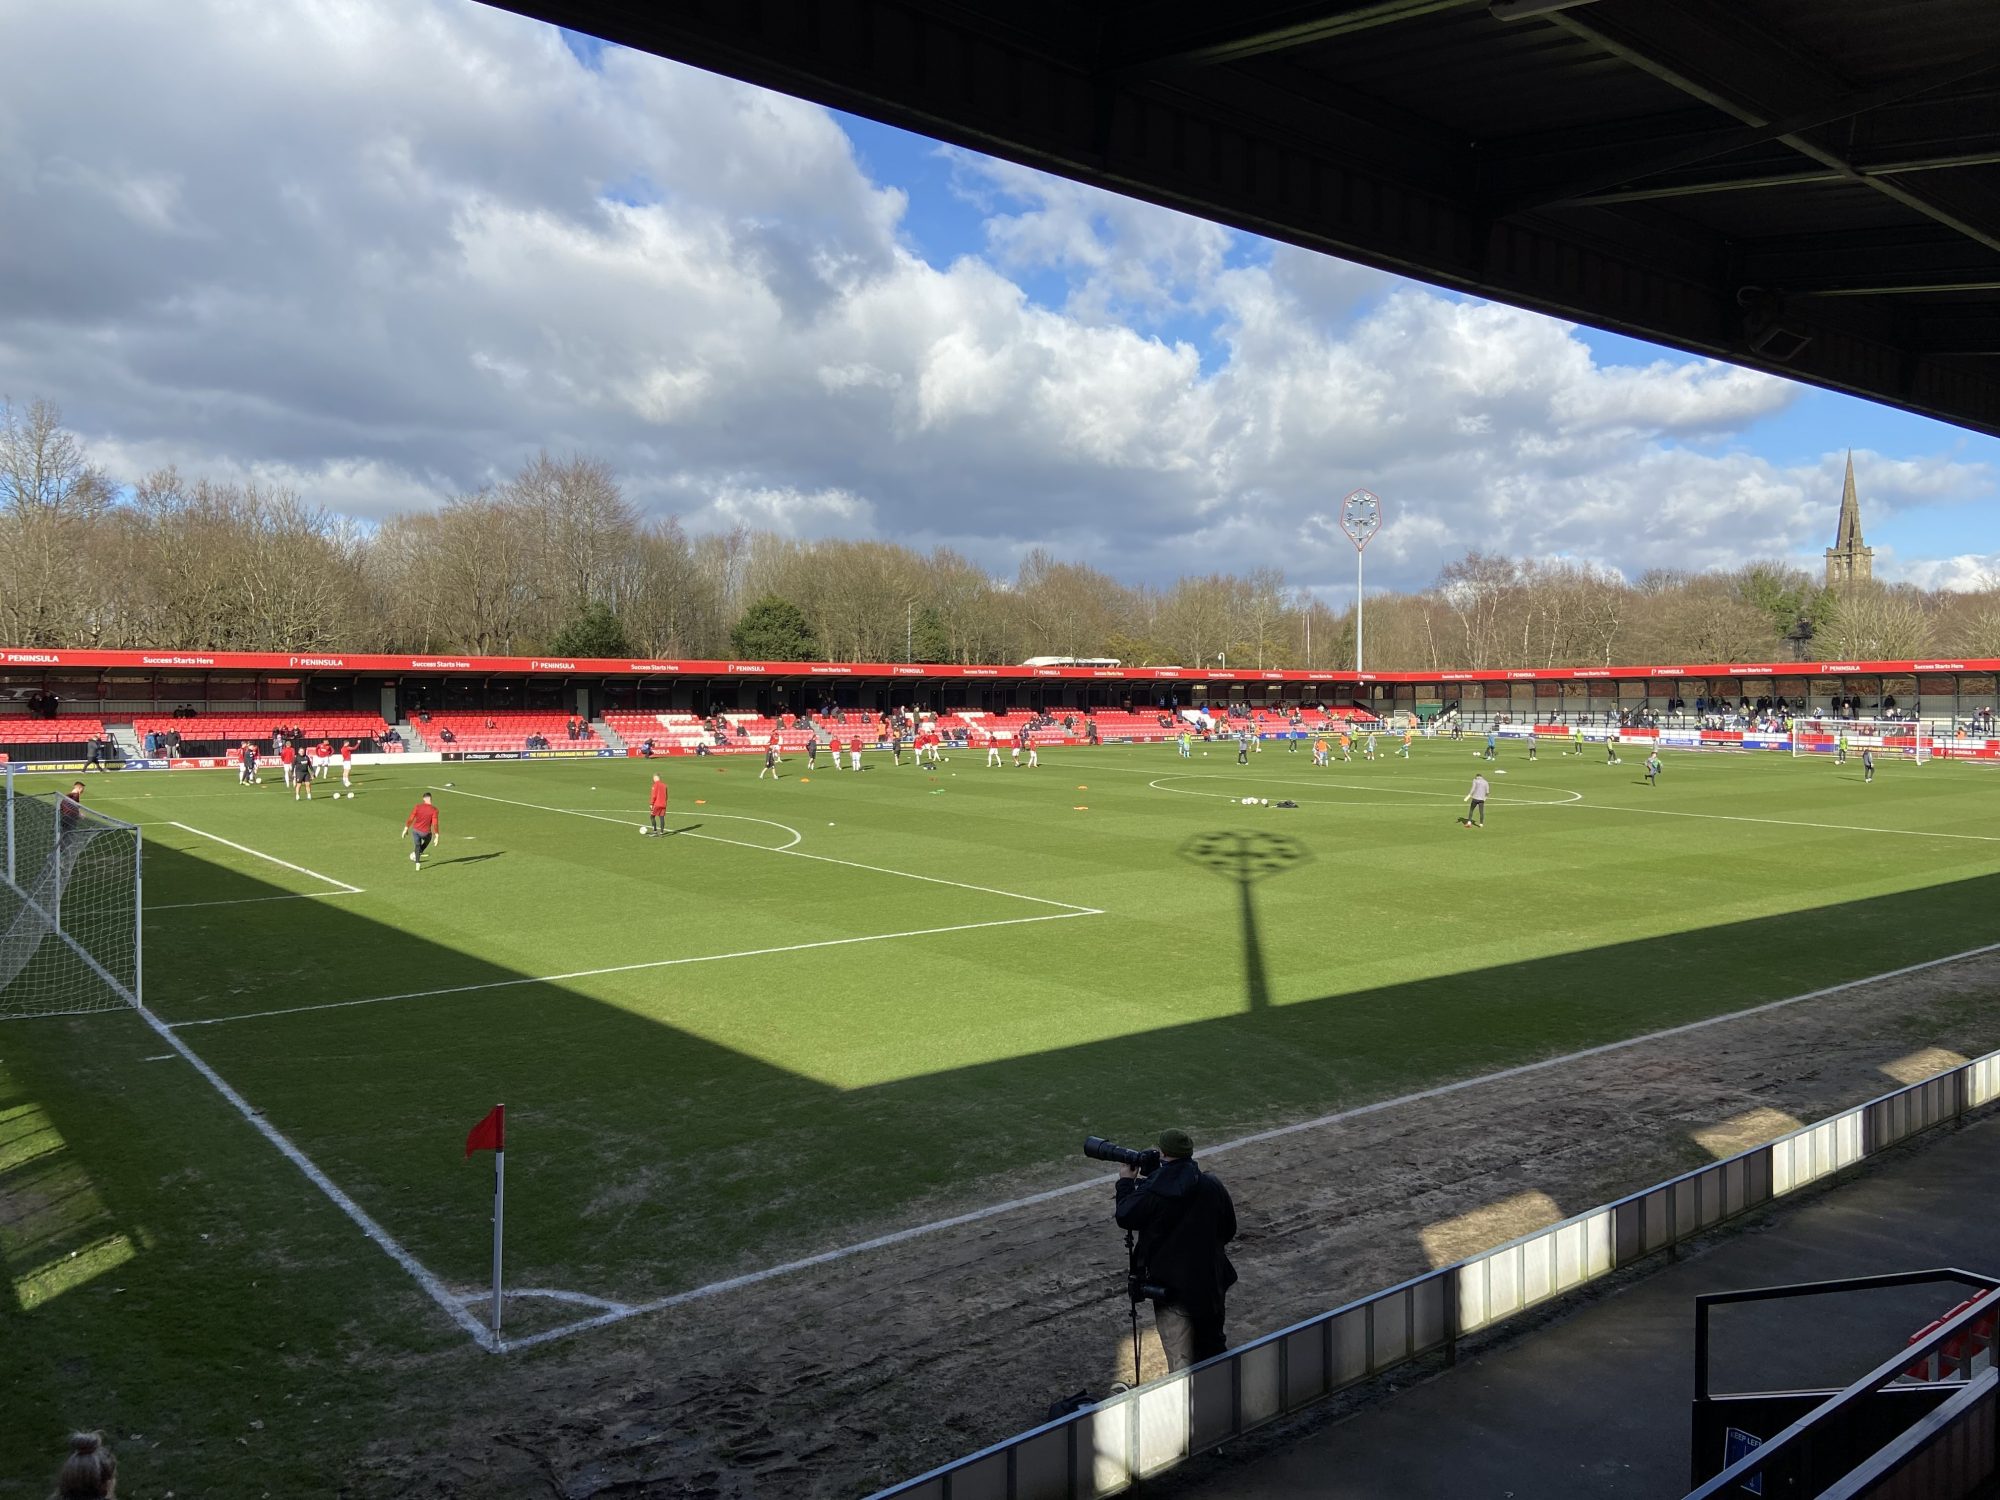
[465,1104,505,1159]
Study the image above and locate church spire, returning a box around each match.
[1834,450,1863,549]
[1824,450,1873,588]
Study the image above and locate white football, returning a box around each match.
[1496,770,1507,775]
[639,826,647,835]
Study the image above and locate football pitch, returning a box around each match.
[6,740,2000,1492]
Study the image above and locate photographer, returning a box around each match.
[1113,1129,1238,1370]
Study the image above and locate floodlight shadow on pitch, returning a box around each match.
[1178,831,1312,1013]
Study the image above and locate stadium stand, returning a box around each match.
[0,714,109,762]
[130,711,395,755]
[406,711,597,754]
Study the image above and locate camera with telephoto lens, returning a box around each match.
[1084,1135,1162,1176]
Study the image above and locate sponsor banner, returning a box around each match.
[1658,731,1703,749]
[1743,733,1791,751]
[1496,724,1535,739]
[5,643,2000,687]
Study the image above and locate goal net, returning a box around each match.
[1,768,143,1019]
[1791,721,1933,763]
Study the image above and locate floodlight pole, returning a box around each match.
[1355,548,1365,675]
[1339,490,1385,678]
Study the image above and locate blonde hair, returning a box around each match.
[53,1431,116,1499]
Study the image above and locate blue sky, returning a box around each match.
[3,2,1994,597]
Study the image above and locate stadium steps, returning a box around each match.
[107,725,144,759]
[592,718,627,752]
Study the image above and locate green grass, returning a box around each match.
[4,740,2000,1493]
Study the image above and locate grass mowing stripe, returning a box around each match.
[490,935,2000,1350]
[169,821,363,891]
[1547,800,2000,841]
[434,782,1103,913]
[167,909,1103,1029]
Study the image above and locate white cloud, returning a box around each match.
[0,0,1994,602]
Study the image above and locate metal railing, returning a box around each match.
[868,1046,2000,1499]
[1685,1272,2000,1499]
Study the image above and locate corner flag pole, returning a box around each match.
[464,1103,507,1345]
[490,1119,506,1340]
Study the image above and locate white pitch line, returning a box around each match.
[1146,775,1583,808]
[1085,754,2000,842]
[433,784,1100,915]
[25,906,492,1348]
[168,822,363,892]
[148,889,367,913]
[434,783,803,851]
[489,936,2000,1350]
[166,910,1098,1028]
[134,1004,496,1348]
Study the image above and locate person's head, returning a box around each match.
[53,1430,116,1498]
[652,774,661,784]
[69,782,84,798]
[421,792,433,804]
[1157,1129,1194,1161]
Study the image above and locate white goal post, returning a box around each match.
[1790,720,1933,764]
[1,765,144,1019]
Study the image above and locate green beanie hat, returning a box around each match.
[1157,1129,1194,1159]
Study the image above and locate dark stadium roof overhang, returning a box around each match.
[483,0,2000,438]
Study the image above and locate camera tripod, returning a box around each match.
[1122,1228,1154,1386]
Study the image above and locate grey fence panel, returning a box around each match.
[869,1047,2000,1500]
[1188,1359,1238,1452]
[1238,1336,1282,1428]
[1011,1424,1072,1500]
[950,1452,1009,1500]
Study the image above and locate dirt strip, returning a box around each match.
[364,953,2000,1499]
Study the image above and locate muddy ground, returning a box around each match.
[359,952,2000,1499]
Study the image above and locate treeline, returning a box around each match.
[3,399,1997,668]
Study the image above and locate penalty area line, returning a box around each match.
[165,910,1101,1029]
[167,822,363,893]
[148,889,368,913]
[431,782,1098,915]
[500,936,2000,1351]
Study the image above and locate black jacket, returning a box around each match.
[1115,1158,1238,1312]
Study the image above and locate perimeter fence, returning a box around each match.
[871,1047,2000,1499]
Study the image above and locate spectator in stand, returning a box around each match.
[50,1430,117,1499]
[640,738,656,758]
[439,726,456,744]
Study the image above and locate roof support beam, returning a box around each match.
[1564,140,2000,206]
[1101,0,1476,73]
[1500,10,2000,218]
[1537,0,2000,258]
